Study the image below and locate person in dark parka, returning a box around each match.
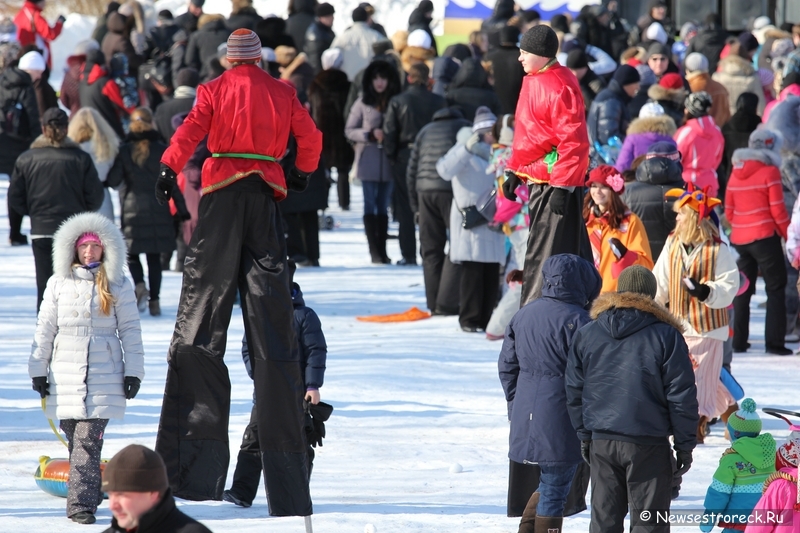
[256,16,296,50]
[430,55,459,97]
[407,106,470,314]
[0,55,41,174]
[621,141,684,262]
[499,254,602,533]
[485,25,525,115]
[185,14,231,81]
[153,68,199,144]
[567,49,606,115]
[480,0,515,51]
[718,92,761,200]
[445,57,501,121]
[286,0,318,54]
[303,4,336,74]
[587,65,640,146]
[407,0,436,56]
[686,13,729,75]
[101,11,143,74]
[226,0,262,32]
[566,265,698,533]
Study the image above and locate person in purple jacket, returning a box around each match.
[614,101,677,172]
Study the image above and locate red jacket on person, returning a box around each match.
[162,64,322,200]
[14,0,63,69]
[506,61,589,188]
[725,149,789,245]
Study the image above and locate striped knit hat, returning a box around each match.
[727,398,762,440]
[227,29,262,63]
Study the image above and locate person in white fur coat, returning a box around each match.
[28,211,144,525]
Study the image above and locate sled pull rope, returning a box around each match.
[41,397,69,448]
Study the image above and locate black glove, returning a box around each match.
[685,277,711,301]
[155,164,177,205]
[32,376,49,398]
[287,167,310,192]
[304,400,334,448]
[674,449,693,477]
[124,376,141,399]
[57,14,66,24]
[581,440,591,465]
[608,238,628,261]
[502,170,522,201]
[176,207,192,222]
[549,187,569,215]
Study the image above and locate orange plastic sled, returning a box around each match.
[357,306,432,322]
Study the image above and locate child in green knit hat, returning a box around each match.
[700,399,777,532]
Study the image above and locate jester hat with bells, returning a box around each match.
[665,184,721,223]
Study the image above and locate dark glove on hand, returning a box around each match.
[674,449,693,477]
[581,440,591,465]
[287,167,310,192]
[549,187,569,215]
[155,164,177,205]
[304,400,326,448]
[502,170,522,201]
[32,376,49,398]
[685,277,711,301]
[177,208,192,222]
[57,14,66,24]
[608,238,628,261]
[124,377,141,399]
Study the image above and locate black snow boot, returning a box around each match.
[363,215,383,264]
[376,214,392,264]
[223,450,262,507]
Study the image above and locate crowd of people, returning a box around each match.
[4,0,800,531]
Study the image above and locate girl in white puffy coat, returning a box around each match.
[28,211,144,525]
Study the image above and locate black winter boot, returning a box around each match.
[376,214,392,264]
[363,215,383,264]
[223,450,262,507]
[518,492,540,533]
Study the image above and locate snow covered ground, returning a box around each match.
[0,180,799,532]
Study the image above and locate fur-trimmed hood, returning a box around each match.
[626,115,677,136]
[400,45,435,75]
[716,54,756,77]
[30,135,81,150]
[765,95,800,154]
[732,147,782,168]
[590,291,684,333]
[52,212,127,285]
[647,84,687,107]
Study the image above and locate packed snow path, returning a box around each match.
[0,181,798,531]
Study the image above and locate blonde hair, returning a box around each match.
[129,107,154,167]
[68,108,120,164]
[72,255,115,315]
[674,204,719,245]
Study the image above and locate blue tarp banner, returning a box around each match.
[445,0,599,20]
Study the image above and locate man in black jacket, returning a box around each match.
[687,13,729,74]
[383,63,445,265]
[304,3,336,74]
[8,108,103,311]
[153,68,198,143]
[174,0,204,36]
[407,106,470,314]
[566,266,698,533]
[485,25,525,115]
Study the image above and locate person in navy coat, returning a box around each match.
[498,253,602,533]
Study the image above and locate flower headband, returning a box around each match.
[665,184,721,221]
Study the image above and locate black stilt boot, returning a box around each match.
[222,450,262,507]
[376,214,392,264]
[363,215,383,264]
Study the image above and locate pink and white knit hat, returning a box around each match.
[76,232,102,247]
[227,29,262,63]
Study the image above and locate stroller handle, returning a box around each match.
[762,407,800,425]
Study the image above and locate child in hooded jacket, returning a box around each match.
[744,464,800,533]
[700,399,777,532]
[28,212,144,525]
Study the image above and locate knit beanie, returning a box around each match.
[227,29,262,63]
[407,29,432,49]
[613,64,641,87]
[727,398,762,440]
[372,39,393,56]
[102,445,169,493]
[638,101,665,118]
[685,91,713,118]
[520,25,558,58]
[76,232,102,248]
[738,32,759,53]
[748,128,783,152]
[72,39,100,57]
[315,2,334,17]
[645,22,668,45]
[472,106,497,133]
[352,6,368,23]
[321,47,343,70]
[680,22,698,41]
[647,41,671,59]
[587,164,625,193]
[659,72,683,89]
[617,265,658,299]
[566,49,589,69]
[770,38,794,60]
[18,51,45,72]
[646,140,681,161]
[175,67,199,88]
[684,52,709,74]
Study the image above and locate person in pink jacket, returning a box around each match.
[744,466,799,533]
[674,91,725,197]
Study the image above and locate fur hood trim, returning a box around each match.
[627,115,677,136]
[401,45,435,73]
[30,135,80,150]
[647,84,687,106]
[717,54,756,76]
[732,147,782,168]
[52,212,127,284]
[764,28,791,40]
[590,291,685,333]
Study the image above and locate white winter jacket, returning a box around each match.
[330,22,384,81]
[29,212,144,420]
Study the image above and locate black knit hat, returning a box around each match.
[684,91,712,118]
[566,49,589,69]
[352,6,368,22]
[102,445,169,493]
[520,25,558,58]
[617,265,658,299]
[613,64,640,86]
[315,2,334,17]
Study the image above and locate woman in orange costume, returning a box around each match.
[584,164,654,292]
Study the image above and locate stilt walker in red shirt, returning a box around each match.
[153,29,322,517]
